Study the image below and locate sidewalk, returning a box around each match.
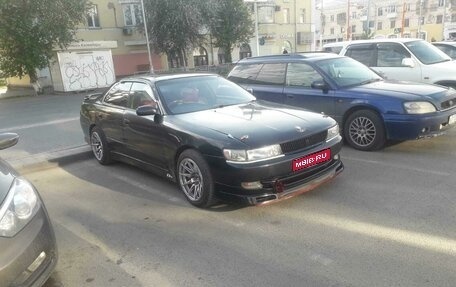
[0,86,36,99]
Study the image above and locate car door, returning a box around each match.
[250,63,286,104]
[123,81,167,172]
[283,62,336,117]
[99,81,132,152]
[373,43,422,82]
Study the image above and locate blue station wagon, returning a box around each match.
[228,53,456,151]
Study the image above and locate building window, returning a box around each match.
[123,4,143,26]
[351,11,357,19]
[404,18,409,27]
[299,9,306,23]
[437,15,443,24]
[330,27,334,34]
[390,20,395,28]
[87,5,100,28]
[377,21,383,30]
[439,0,445,7]
[352,25,356,33]
[387,5,396,13]
[378,7,383,16]
[404,3,411,11]
[258,5,275,23]
[330,15,334,22]
[283,8,290,24]
[452,14,456,22]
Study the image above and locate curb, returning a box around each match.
[10,145,93,174]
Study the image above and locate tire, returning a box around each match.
[90,126,113,165]
[177,149,215,208]
[344,110,386,151]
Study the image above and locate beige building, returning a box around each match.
[8,0,315,91]
[319,0,454,45]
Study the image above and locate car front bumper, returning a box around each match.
[384,109,456,140]
[207,137,344,205]
[0,207,57,287]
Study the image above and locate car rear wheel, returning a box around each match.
[177,150,215,208]
[90,127,112,165]
[344,110,386,151]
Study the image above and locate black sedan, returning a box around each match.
[0,133,57,286]
[80,74,344,207]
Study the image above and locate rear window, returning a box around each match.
[345,44,375,66]
[227,64,262,84]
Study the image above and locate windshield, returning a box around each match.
[405,40,451,64]
[156,75,256,114]
[316,57,383,88]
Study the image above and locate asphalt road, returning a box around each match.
[2,94,456,286]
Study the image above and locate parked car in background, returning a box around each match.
[227,53,456,151]
[432,41,456,60]
[328,38,456,89]
[80,74,344,207]
[0,133,57,287]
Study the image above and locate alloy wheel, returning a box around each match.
[91,132,103,161]
[178,158,203,201]
[348,116,376,147]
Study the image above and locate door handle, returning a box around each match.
[286,94,294,99]
[123,119,130,125]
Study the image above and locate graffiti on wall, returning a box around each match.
[58,51,116,92]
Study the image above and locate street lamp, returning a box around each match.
[140,0,154,74]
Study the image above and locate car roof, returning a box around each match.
[236,52,343,64]
[120,73,218,83]
[432,41,456,46]
[324,38,424,48]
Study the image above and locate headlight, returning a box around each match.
[403,101,436,114]
[224,144,283,162]
[0,178,40,237]
[326,124,340,141]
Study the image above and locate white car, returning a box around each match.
[325,38,456,89]
[432,41,456,60]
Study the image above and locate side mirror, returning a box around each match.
[0,133,19,150]
[136,105,159,116]
[402,58,415,68]
[311,80,328,90]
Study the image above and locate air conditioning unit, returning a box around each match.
[275,5,281,11]
[123,27,133,35]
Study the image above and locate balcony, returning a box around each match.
[387,12,397,18]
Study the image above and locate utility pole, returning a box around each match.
[401,0,405,37]
[140,0,154,74]
[347,0,350,40]
[418,0,423,38]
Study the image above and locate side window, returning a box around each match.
[129,82,155,110]
[377,43,411,67]
[104,82,132,108]
[345,44,375,66]
[255,63,286,85]
[286,63,323,88]
[227,64,262,84]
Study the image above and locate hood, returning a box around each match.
[173,101,336,148]
[349,80,453,105]
[0,158,16,206]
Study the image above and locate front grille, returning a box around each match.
[280,131,327,153]
[441,98,456,110]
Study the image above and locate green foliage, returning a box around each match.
[0,0,90,81]
[143,0,254,66]
[206,0,254,63]
[143,0,206,68]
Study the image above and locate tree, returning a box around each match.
[206,0,254,63]
[143,0,206,69]
[0,0,90,85]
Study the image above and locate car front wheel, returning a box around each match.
[177,150,215,208]
[344,110,386,151]
[90,127,112,165]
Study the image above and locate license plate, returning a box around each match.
[449,114,456,125]
[292,149,331,172]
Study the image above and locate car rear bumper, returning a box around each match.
[0,207,57,287]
